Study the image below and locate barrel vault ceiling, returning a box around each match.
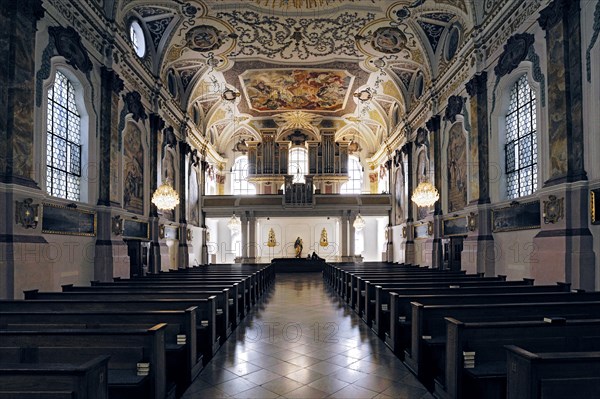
[113,0,484,159]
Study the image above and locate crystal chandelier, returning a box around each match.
[151,178,180,210]
[353,212,366,231]
[411,181,440,207]
[227,213,241,232]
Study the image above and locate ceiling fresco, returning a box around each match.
[240,69,354,113]
[118,0,476,157]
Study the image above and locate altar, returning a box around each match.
[271,258,325,273]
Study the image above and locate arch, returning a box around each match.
[489,65,546,203]
[37,61,97,204]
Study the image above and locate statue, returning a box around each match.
[294,237,303,258]
[320,228,328,247]
[267,228,277,247]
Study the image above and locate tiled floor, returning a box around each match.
[182,273,433,399]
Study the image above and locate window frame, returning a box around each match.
[504,74,538,199]
[288,146,308,184]
[341,155,363,194]
[231,155,256,195]
[38,63,95,204]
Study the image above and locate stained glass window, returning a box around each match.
[505,75,537,199]
[46,71,81,201]
[289,147,308,184]
[232,156,256,195]
[341,156,363,194]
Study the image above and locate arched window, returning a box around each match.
[288,147,308,184]
[505,75,537,199]
[341,156,363,194]
[232,156,256,195]
[46,71,82,201]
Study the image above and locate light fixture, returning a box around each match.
[227,212,241,232]
[353,89,372,102]
[222,89,240,101]
[411,180,440,207]
[353,212,366,231]
[151,178,180,210]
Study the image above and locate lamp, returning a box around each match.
[227,212,241,232]
[411,180,439,207]
[151,178,180,210]
[353,212,366,231]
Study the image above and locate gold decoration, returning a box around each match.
[267,228,277,247]
[320,228,328,247]
[468,212,478,231]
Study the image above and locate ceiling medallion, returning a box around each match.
[354,89,372,102]
[222,89,241,101]
[371,27,407,54]
[186,25,225,52]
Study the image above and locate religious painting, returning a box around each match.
[394,154,405,225]
[240,69,353,112]
[447,123,467,212]
[123,123,144,215]
[188,164,200,226]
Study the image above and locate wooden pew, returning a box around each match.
[0,298,218,363]
[386,289,600,357]
[353,274,503,316]
[372,282,569,338]
[505,345,600,399]
[25,288,231,346]
[434,318,600,399]
[0,324,168,399]
[90,280,244,325]
[0,308,200,393]
[0,355,109,399]
[406,301,600,388]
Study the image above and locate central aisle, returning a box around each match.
[183,273,433,399]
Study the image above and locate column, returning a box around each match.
[177,138,189,269]
[147,113,164,273]
[240,214,249,261]
[199,159,208,265]
[426,116,443,269]
[533,0,595,290]
[0,0,44,187]
[349,213,356,260]
[341,212,348,260]
[248,214,257,263]
[463,72,496,276]
[404,142,415,265]
[93,68,126,281]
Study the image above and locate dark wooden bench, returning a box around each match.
[433,318,600,399]
[406,301,600,388]
[0,298,218,363]
[0,324,167,399]
[25,288,231,346]
[386,290,600,357]
[505,345,600,399]
[0,308,200,393]
[0,355,109,399]
[373,282,570,338]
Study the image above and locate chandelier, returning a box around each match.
[227,213,241,232]
[353,212,366,231]
[151,178,180,210]
[411,181,440,207]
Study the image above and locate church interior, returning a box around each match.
[1,0,600,398]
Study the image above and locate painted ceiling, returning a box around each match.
[118,0,479,156]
